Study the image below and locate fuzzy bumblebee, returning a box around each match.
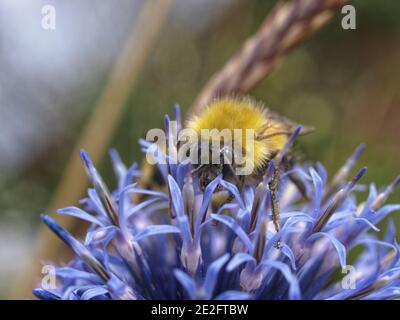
[187,97,312,235]
[187,97,311,187]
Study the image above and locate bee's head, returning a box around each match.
[192,164,222,191]
[191,145,236,191]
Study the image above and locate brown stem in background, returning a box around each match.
[188,0,347,119]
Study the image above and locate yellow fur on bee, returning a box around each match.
[187,97,290,173]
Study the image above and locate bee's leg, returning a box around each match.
[269,167,281,249]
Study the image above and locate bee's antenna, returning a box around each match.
[256,131,292,141]
[256,122,272,135]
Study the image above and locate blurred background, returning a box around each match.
[0,0,399,298]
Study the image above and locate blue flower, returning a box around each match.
[33,107,400,300]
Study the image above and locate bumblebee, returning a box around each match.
[186,97,312,233]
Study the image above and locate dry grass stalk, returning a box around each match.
[188,0,347,118]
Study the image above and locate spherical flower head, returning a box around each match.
[33,107,400,300]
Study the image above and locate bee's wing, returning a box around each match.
[265,108,314,136]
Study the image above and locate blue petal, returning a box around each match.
[353,217,380,232]
[372,204,400,225]
[56,267,103,283]
[384,219,396,244]
[195,176,222,231]
[380,267,400,278]
[134,225,181,241]
[307,232,347,269]
[57,207,104,227]
[214,291,253,300]
[107,274,138,300]
[167,175,184,216]
[41,214,83,253]
[281,243,297,270]
[84,226,118,246]
[210,214,254,253]
[168,175,192,245]
[80,149,96,174]
[353,238,398,255]
[174,103,182,127]
[176,161,191,188]
[123,163,140,186]
[310,168,323,218]
[282,212,315,227]
[87,188,108,217]
[174,269,196,299]
[216,203,239,215]
[363,287,400,300]
[264,226,305,258]
[80,150,116,211]
[32,289,61,300]
[109,149,140,189]
[125,197,160,219]
[203,254,230,299]
[259,260,301,300]
[109,149,127,181]
[220,180,246,209]
[80,286,109,300]
[120,183,168,200]
[226,253,256,272]
[316,162,327,184]
[41,214,110,281]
